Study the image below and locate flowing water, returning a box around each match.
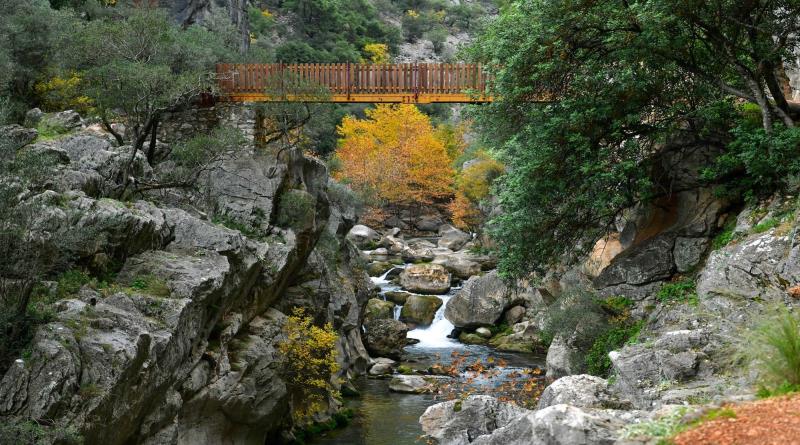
[312,264,544,445]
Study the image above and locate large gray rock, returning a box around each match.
[0,124,38,150]
[438,224,471,250]
[41,110,83,130]
[432,254,482,279]
[399,263,451,294]
[697,231,794,301]
[347,224,381,249]
[400,295,443,326]
[594,233,675,288]
[444,271,541,329]
[673,237,708,273]
[469,404,644,445]
[420,395,528,445]
[363,319,409,359]
[545,334,584,379]
[538,375,630,410]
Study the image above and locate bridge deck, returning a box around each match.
[216,63,493,103]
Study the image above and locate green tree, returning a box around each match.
[61,7,237,192]
[468,0,800,277]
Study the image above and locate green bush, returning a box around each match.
[129,274,170,297]
[55,269,92,301]
[711,219,737,250]
[753,217,781,233]
[585,321,643,377]
[0,418,83,445]
[657,278,698,306]
[276,189,316,231]
[744,308,800,396]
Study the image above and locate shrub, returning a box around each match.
[753,217,781,233]
[743,308,800,395]
[277,307,339,423]
[539,291,608,348]
[0,418,83,445]
[711,219,737,250]
[276,189,317,232]
[585,321,643,377]
[657,278,698,306]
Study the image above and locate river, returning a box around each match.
[312,265,544,445]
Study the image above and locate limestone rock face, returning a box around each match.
[400,295,443,326]
[362,319,409,359]
[545,334,584,379]
[445,271,542,329]
[399,263,451,294]
[0,111,373,444]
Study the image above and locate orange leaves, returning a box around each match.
[334,104,455,207]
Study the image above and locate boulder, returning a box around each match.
[467,404,644,445]
[41,110,83,130]
[400,295,443,326]
[538,375,630,410]
[369,358,395,376]
[438,224,471,250]
[459,332,488,345]
[503,306,526,325]
[419,395,529,445]
[416,214,444,232]
[364,298,396,323]
[444,271,539,329]
[593,233,676,288]
[23,108,44,128]
[384,291,412,305]
[673,237,708,273]
[475,327,492,338]
[432,254,481,279]
[399,263,451,294]
[389,375,441,394]
[545,334,584,378]
[488,333,535,353]
[363,319,409,359]
[366,261,394,277]
[0,124,38,150]
[347,224,381,249]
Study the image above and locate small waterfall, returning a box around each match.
[407,289,462,349]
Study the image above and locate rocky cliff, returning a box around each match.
[0,107,371,444]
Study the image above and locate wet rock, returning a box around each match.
[364,298,396,323]
[445,271,541,329]
[419,395,528,445]
[459,332,488,345]
[399,263,451,294]
[538,375,630,410]
[363,319,409,360]
[369,358,396,376]
[384,291,413,305]
[388,375,443,394]
[438,224,471,250]
[400,295,443,326]
[475,327,492,338]
[367,261,393,277]
[488,333,535,353]
[347,224,381,249]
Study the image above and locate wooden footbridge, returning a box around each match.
[216,63,493,103]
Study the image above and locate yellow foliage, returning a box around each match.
[277,307,340,422]
[449,191,482,231]
[261,8,273,18]
[449,151,504,230]
[363,43,390,64]
[34,73,94,113]
[457,152,504,203]
[432,10,446,23]
[406,9,420,18]
[334,104,454,206]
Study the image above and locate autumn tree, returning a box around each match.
[334,104,454,209]
[449,151,504,231]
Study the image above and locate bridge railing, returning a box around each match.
[215,63,492,101]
